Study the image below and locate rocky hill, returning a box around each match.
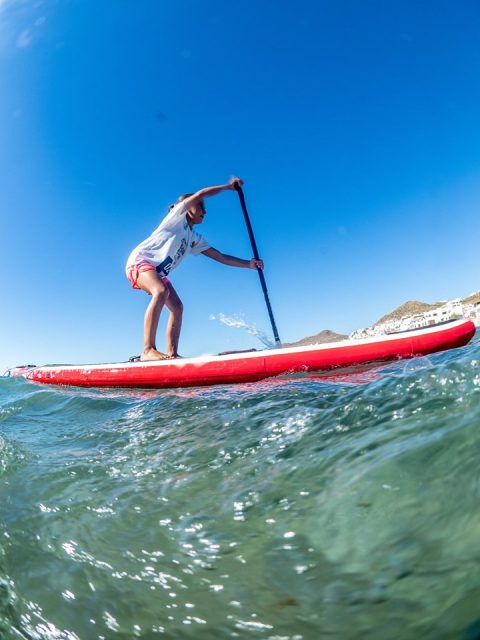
[289,291,480,345]
[375,292,480,326]
[462,292,480,305]
[374,300,443,326]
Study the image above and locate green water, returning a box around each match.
[1,337,480,639]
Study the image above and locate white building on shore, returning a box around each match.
[350,297,480,339]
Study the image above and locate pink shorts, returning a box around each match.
[126,261,170,290]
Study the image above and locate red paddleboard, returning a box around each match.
[8,319,476,389]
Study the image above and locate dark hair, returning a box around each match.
[168,193,193,211]
[168,193,206,212]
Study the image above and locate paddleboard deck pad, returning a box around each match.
[8,319,476,389]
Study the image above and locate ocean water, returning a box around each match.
[1,335,480,640]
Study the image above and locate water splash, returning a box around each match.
[209,312,275,348]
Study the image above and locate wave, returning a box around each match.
[0,337,479,638]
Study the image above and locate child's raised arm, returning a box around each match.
[182,177,243,209]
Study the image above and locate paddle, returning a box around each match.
[234,183,282,347]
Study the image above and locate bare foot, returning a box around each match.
[167,354,184,359]
[140,348,170,361]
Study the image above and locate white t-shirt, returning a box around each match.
[126,200,210,277]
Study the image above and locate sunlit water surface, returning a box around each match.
[1,335,480,639]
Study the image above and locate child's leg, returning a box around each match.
[164,281,184,358]
[136,270,170,361]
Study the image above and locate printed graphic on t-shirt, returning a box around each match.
[174,238,188,264]
[156,256,173,276]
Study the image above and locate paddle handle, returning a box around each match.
[234,184,281,347]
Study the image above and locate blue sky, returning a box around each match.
[1,0,480,370]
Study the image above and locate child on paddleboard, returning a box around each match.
[126,177,264,361]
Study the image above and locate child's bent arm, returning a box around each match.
[202,247,263,270]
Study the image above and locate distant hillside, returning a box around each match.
[289,291,480,345]
[285,330,348,347]
[374,300,443,326]
[462,292,480,305]
[375,291,480,326]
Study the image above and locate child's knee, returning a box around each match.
[151,286,170,302]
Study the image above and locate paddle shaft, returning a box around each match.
[234,184,281,346]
